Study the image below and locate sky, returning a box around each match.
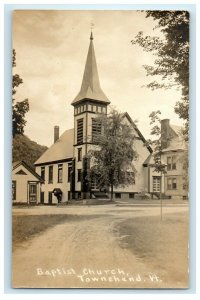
[13,10,184,147]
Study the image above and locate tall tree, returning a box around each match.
[88,109,138,200]
[12,49,29,137]
[132,11,189,140]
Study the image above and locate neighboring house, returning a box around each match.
[161,119,188,200]
[12,161,43,204]
[143,154,165,195]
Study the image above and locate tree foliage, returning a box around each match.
[12,134,48,169]
[148,110,167,174]
[12,49,29,137]
[132,11,189,140]
[88,109,138,200]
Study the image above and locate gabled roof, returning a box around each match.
[71,33,110,106]
[163,124,186,152]
[171,124,182,136]
[12,161,43,181]
[121,112,153,153]
[143,154,165,167]
[162,136,186,152]
[34,128,74,166]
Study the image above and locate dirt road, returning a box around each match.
[12,204,188,288]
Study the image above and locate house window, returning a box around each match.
[129,193,134,199]
[48,165,53,183]
[115,193,121,199]
[68,163,72,182]
[12,181,16,201]
[77,169,82,182]
[92,118,102,142]
[78,148,82,161]
[167,156,176,170]
[77,118,83,144]
[167,178,177,190]
[172,156,176,170]
[41,167,45,181]
[153,177,161,192]
[58,164,63,183]
[183,178,187,190]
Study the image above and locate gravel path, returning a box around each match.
[12,204,188,288]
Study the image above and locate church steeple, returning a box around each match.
[71,32,110,105]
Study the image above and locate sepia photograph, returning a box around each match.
[12,10,189,289]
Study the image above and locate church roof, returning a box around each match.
[71,32,110,106]
[34,129,74,165]
[121,112,153,153]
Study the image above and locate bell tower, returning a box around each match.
[71,32,110,199]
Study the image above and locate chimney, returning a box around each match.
[54,126,59,143]
[161,119,170,149]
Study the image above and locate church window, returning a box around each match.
[77,118,83,144]
[127,171,135,184]
[115,193,121,199]
[102,106,106,113]
[58,164,63,183]
[48,166,53,183]
[129,193,135,199]
[92,118,102,142]
[97,106,101,113]
[77,169,82,182]
[41,167,45,181]
[78,148,82,161]
[68,163,72,182]
[88,104,91,111]
[91,175,99,190]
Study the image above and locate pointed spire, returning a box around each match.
[71,33,110,105]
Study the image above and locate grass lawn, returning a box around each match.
[12,213,98,251]
[116,211,189,286]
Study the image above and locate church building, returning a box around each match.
[34,33,167,204]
